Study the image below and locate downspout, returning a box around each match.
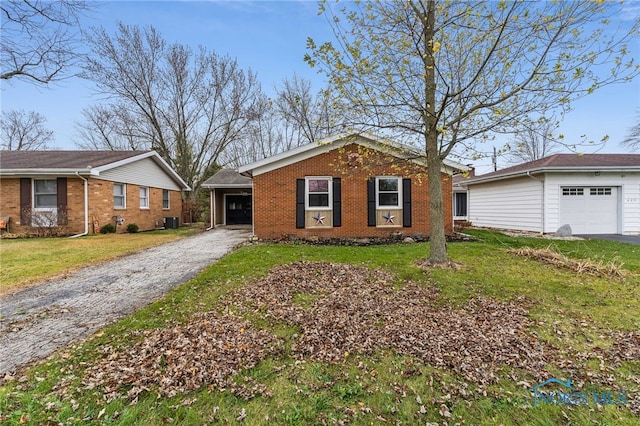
[206,188,215,231]
[526,171,545,233]
[250,189,255,237]
[70,172,89,238]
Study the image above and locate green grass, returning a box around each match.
[1,230,638,425]
[0,225,202,294]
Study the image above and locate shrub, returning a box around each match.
[126,223,139,233]
[99,223,116,234]
[21,208,69,237]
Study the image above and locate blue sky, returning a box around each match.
[1,0,638,173]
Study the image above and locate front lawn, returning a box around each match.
[0,226,202,295]
[1,230,638,425]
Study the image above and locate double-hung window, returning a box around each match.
[162,189,170,209]
[376,177,402,209]
[140,186,149,209]
[305,177,332,210]
[114,183,126,208]
[34,179,57,208]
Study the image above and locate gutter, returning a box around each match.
[69,172,89,238]
[466,165,640,186]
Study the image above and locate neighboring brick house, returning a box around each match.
[236,133,465,240]
[0,150,190,235]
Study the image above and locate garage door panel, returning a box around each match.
[559,187,618,234]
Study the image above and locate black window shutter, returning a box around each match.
[20,178,31,225]
[332,178,341,227]
[57,177,68,225]
[402,178,412,227]
[367,177,376,226]
[296,179,305,229]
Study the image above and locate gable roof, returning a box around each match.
[238,132,468,176]
[0,150,190,190]
[202,169,253,188]
[465,154,640,185]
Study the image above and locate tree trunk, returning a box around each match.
[426,135,448,263]
[423,0,448,263]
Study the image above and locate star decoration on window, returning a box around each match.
[383,211,395,224]
[312,213,326,225]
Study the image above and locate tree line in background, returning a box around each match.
[2,0,639,263]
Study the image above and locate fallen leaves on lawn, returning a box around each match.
[508,247,630,281]
[81,314,280,401]
[226,261,551,385]
[76,261,637,409]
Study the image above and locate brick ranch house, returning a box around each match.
[0,150,190,235]
[204,133,466,240]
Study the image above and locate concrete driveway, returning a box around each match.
[0,228,250,377]
[577,234,640,245]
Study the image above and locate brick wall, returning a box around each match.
[88,179,182,233]
[253,144,454,239]
[0,177,183,234]
[0,178,20,231]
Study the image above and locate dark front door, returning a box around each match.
[225,195,252,225]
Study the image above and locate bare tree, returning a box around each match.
[80,23,262,197]
[221,93,285,168]
[621,116,640,152]
[506,117,561,164]
[306,0,639,264]
[275,74,333,146]
[220,74,335,168]
[1,0,91,84]
[74,104,150,151]
[1,109,53,150]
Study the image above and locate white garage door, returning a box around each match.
[559,187,619,234]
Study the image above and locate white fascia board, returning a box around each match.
[466,166,640,185]
[201,183,254,189]
[239,131,468,176]
[238,135,350,175]
[90,151,156,173]
[0,169,95,177]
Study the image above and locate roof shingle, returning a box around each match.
[0,150,151,170]
[468,154,640,183]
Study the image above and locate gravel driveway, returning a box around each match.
[0,228,250,377]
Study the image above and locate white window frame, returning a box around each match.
[114,183,126,209]
[33,179,57,209]
[590,187,612,196]
[305,176,332,210]
[454,191,467,218]
[32,179,58,227]
[562,187,584,196]
[162,189,170,209]
[140,186,149,209]
[376,176,402,209]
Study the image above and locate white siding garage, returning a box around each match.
[462,154,640,236]
[558,186,619,234]
[468,176,543,232]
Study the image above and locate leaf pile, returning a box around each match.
[226,261,551,385]
[76,261,636,406]
[81,314,280,401]
[509,247,629,280]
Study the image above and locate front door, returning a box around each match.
[225,195,252,225]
